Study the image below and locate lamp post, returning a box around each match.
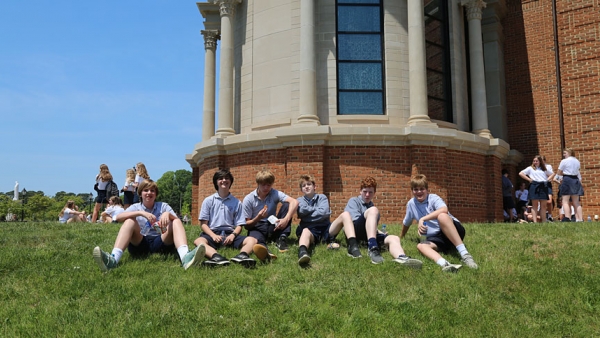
[88,193,94,214]
[21,188,27,222]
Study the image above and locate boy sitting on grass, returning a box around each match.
[400,174,478,272]
[330,176,422,267]
[92,179,204,272]
[243,170,299,262]
[193,169,257,268]
[296,174,340,265]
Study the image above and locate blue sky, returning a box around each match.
[1,1,210,196]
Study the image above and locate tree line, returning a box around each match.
[0,169,193,222]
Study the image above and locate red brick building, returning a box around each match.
[187,0,599,224]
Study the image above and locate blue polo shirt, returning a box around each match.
[242,188,289,222]
[344,196,374,221]
[126,201,177,238]
[402,193,459,236]
[199,192,245,232]
[297,193,331,226]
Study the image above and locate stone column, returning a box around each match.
[201,30,219,140]
[462,0,492,138]
[214,0,241,137]
[407,0,434,126]
[297,0,320,125]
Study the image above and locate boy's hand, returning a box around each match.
[258,205,268,219]
[145,212,157,223]
[275,218,288,231]
[210,233,222,243]
[223,234,234,245]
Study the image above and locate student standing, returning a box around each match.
[556,148,584,222]
[519,155,553,223]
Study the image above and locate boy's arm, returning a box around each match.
[418,206,449,227]
[400,223,411,239]
[275,197,298,230]
[116,210,152,223]
[201,220,221,242]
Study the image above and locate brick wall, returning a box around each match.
[191,145,507,225]
[504,0,600,216]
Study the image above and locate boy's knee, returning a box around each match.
[365,206,380,217]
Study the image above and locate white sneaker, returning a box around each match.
[461,254,478,269]
[442,262,462,273]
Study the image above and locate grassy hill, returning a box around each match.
[1,221,599,337]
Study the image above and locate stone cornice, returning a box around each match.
[185,125,515,166]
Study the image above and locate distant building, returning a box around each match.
[187,0,599,223]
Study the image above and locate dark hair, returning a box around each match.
[502,169,508,175]
[213,169,234,190]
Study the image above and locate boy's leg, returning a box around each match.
[363,207,383,264]
[437,215,478,269]
[161,218,191,263]
[194,236,216,259]
[298,228,314,265]
[230,236,257,268]
[249,225,276,262]
[93,219,143,271]
[335,212,361,258]
[385,235,422,268]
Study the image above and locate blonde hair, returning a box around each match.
[299,174,315,189]
[98,164,113,181]
[125,169,135,183]
[564,147,575,157]
[59,200,76,217]
[109,196,123,206]
[136,162,150,179]
[256,170,275,185]
[410,174,428,190]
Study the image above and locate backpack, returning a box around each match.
[106,180,120,199]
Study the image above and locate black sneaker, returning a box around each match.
[298,248,311,265]
[202,253,230,267]
[231,252,256,268]
[368,247,384,264]
[276,236,289,252]
[347,244,362,258]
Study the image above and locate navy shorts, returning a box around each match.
[352,216,386,247]
[95,190,108,204]
[200,232,247,250]
[133,192,140,204]
[123,191,134,205]
[247,222,291,245]
[296,222,331,244]
[424,220,466,253]
[128,235,175,257]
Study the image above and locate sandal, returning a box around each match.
[327,242,340,250]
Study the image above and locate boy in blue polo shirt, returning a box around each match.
[92,179,204,272]
[400,174,478,272]
[194,169,257,268]
[330,176,422,267]
[296,174,340,265]
[243,170,299,262]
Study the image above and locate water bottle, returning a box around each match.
[419,221,428,237]
[587,215,592,222]
[220,230,227,242]
[381,224,387,234]
[141,221,153,236]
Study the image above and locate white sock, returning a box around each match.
[456,244,468,257]
[436,258,448,267]
[177,245,189,261]
[111,248,123,263]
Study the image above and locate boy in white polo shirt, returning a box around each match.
[194,169,257,268]
[401,174,478,272]
[92,179,204,272]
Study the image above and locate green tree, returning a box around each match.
[27,195,54,221]
[156,169,192,215]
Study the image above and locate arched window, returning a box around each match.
[336,0,385,115]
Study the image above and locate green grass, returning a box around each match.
[1,222,599,337]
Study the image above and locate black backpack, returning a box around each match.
[106,180,120,199]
